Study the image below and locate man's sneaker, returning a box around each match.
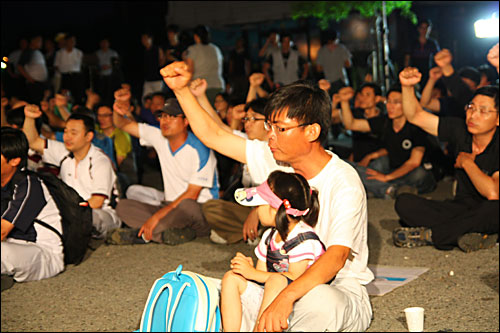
[457,233,498,253]
[209,230,228,245]
[393,227,433,248]
[106,228,147,245]
[162,227,196,245]
[1,274,14,292]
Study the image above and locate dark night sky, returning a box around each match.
[2,1,499,95]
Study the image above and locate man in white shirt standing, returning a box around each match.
[17,35,48,104]
[54,35,84,105]
[160,61,374,332]
[22,105,121,239]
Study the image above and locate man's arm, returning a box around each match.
[138,184,203,241]
[1,219,15,241]
[262,61,274,91]
[87,195,106,209]
[22,104,46,154]
[112,89,139,138]
[456,154,499,200]
[435,49,473,108]
[247,73,268,103]
[338,87,371,132]
[487,43,499,74]
[257,245,350,332]
[400,67,439,137]
[420,67,442,112]
[368,146,425,182]
[17,64,35,84]
[358,148,389,168]
[160,61,247,164]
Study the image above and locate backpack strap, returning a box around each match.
[34,219,63,244]
[282,231,326,253]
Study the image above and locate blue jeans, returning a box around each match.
[347,156,436,199]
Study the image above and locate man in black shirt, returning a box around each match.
[339,84,436,199]
[394,67,498,252]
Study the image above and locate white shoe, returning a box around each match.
[209,230,228,244]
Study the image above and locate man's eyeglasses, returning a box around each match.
[465,104,498,116]
[263,121,310,133]
[156,113,184,120]
[242,116,266,123]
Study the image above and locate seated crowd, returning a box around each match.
[1,26,498,332]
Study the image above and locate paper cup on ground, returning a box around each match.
[404,307,424,332]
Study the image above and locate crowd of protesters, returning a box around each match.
[1,20,498,332]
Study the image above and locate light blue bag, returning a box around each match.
[137,265,221,332]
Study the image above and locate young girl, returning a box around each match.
[220,171,325,332]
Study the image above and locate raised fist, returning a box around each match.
[249,73,265,87]
[487,43,499,71]
[24,104,42,119]
[429,67,443,81]
[160,61,191,91]
[114,88,131,103]
[189,78,207,97]
[434,49,453,68]
[399,67,422,87]
[318,79,331,92]
[338,86,355,102]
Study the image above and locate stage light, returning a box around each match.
[474,13,499,38]
[1,62,7,69]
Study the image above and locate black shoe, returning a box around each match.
[106,228,147,245]
[162,227,196,245]
[1,274,15,292]
[457,233,498,253]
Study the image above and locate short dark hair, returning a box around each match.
[386,83,402,96]
[245,98,268,116]
[151,92,167,101]
[1,126,29,169]
[458,66,481,86]
[265,80,331,143]
[5,106,42,132]
[477,64,498,85]
[472,85,499,112]
[228,94,246,108]
[68,108,95,134]
[418,18,432,27]
[194,25,210,44]
[359,82,382,97]
[320,30,338,44]
[167,24,179,33]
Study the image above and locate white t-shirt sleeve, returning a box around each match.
[89,155,115,197]
[42,139,69,166]
[138,122,163,148]
[287,238,325,264]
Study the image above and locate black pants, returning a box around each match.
[395,194,499,250]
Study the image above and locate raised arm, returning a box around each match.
[160,61,247,164]
[338,86,371,132]
[22,104,46,154]
[487,42,499,74]
[420,67,443,112]
[400,67,439,136]
[246,73,268,103]
[112,88,139,138]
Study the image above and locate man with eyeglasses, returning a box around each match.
[338,83,437,199]
[393,67,498,252]
[161,61,373,332]
[108,89,219,245]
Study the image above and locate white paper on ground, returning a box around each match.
[366,265,429,296]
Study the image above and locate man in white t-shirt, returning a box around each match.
[160,61,374,332]
[109,90,219,245]
[54,35,84,104]
[22,105,121,239]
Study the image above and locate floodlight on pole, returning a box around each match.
[474,13,499,38]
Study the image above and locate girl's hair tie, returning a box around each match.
[283,199,291,209]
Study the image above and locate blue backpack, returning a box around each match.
[137,265,221,332]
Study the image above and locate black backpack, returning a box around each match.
[33,170,93,265]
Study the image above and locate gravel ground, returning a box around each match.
[1,178,498,332]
